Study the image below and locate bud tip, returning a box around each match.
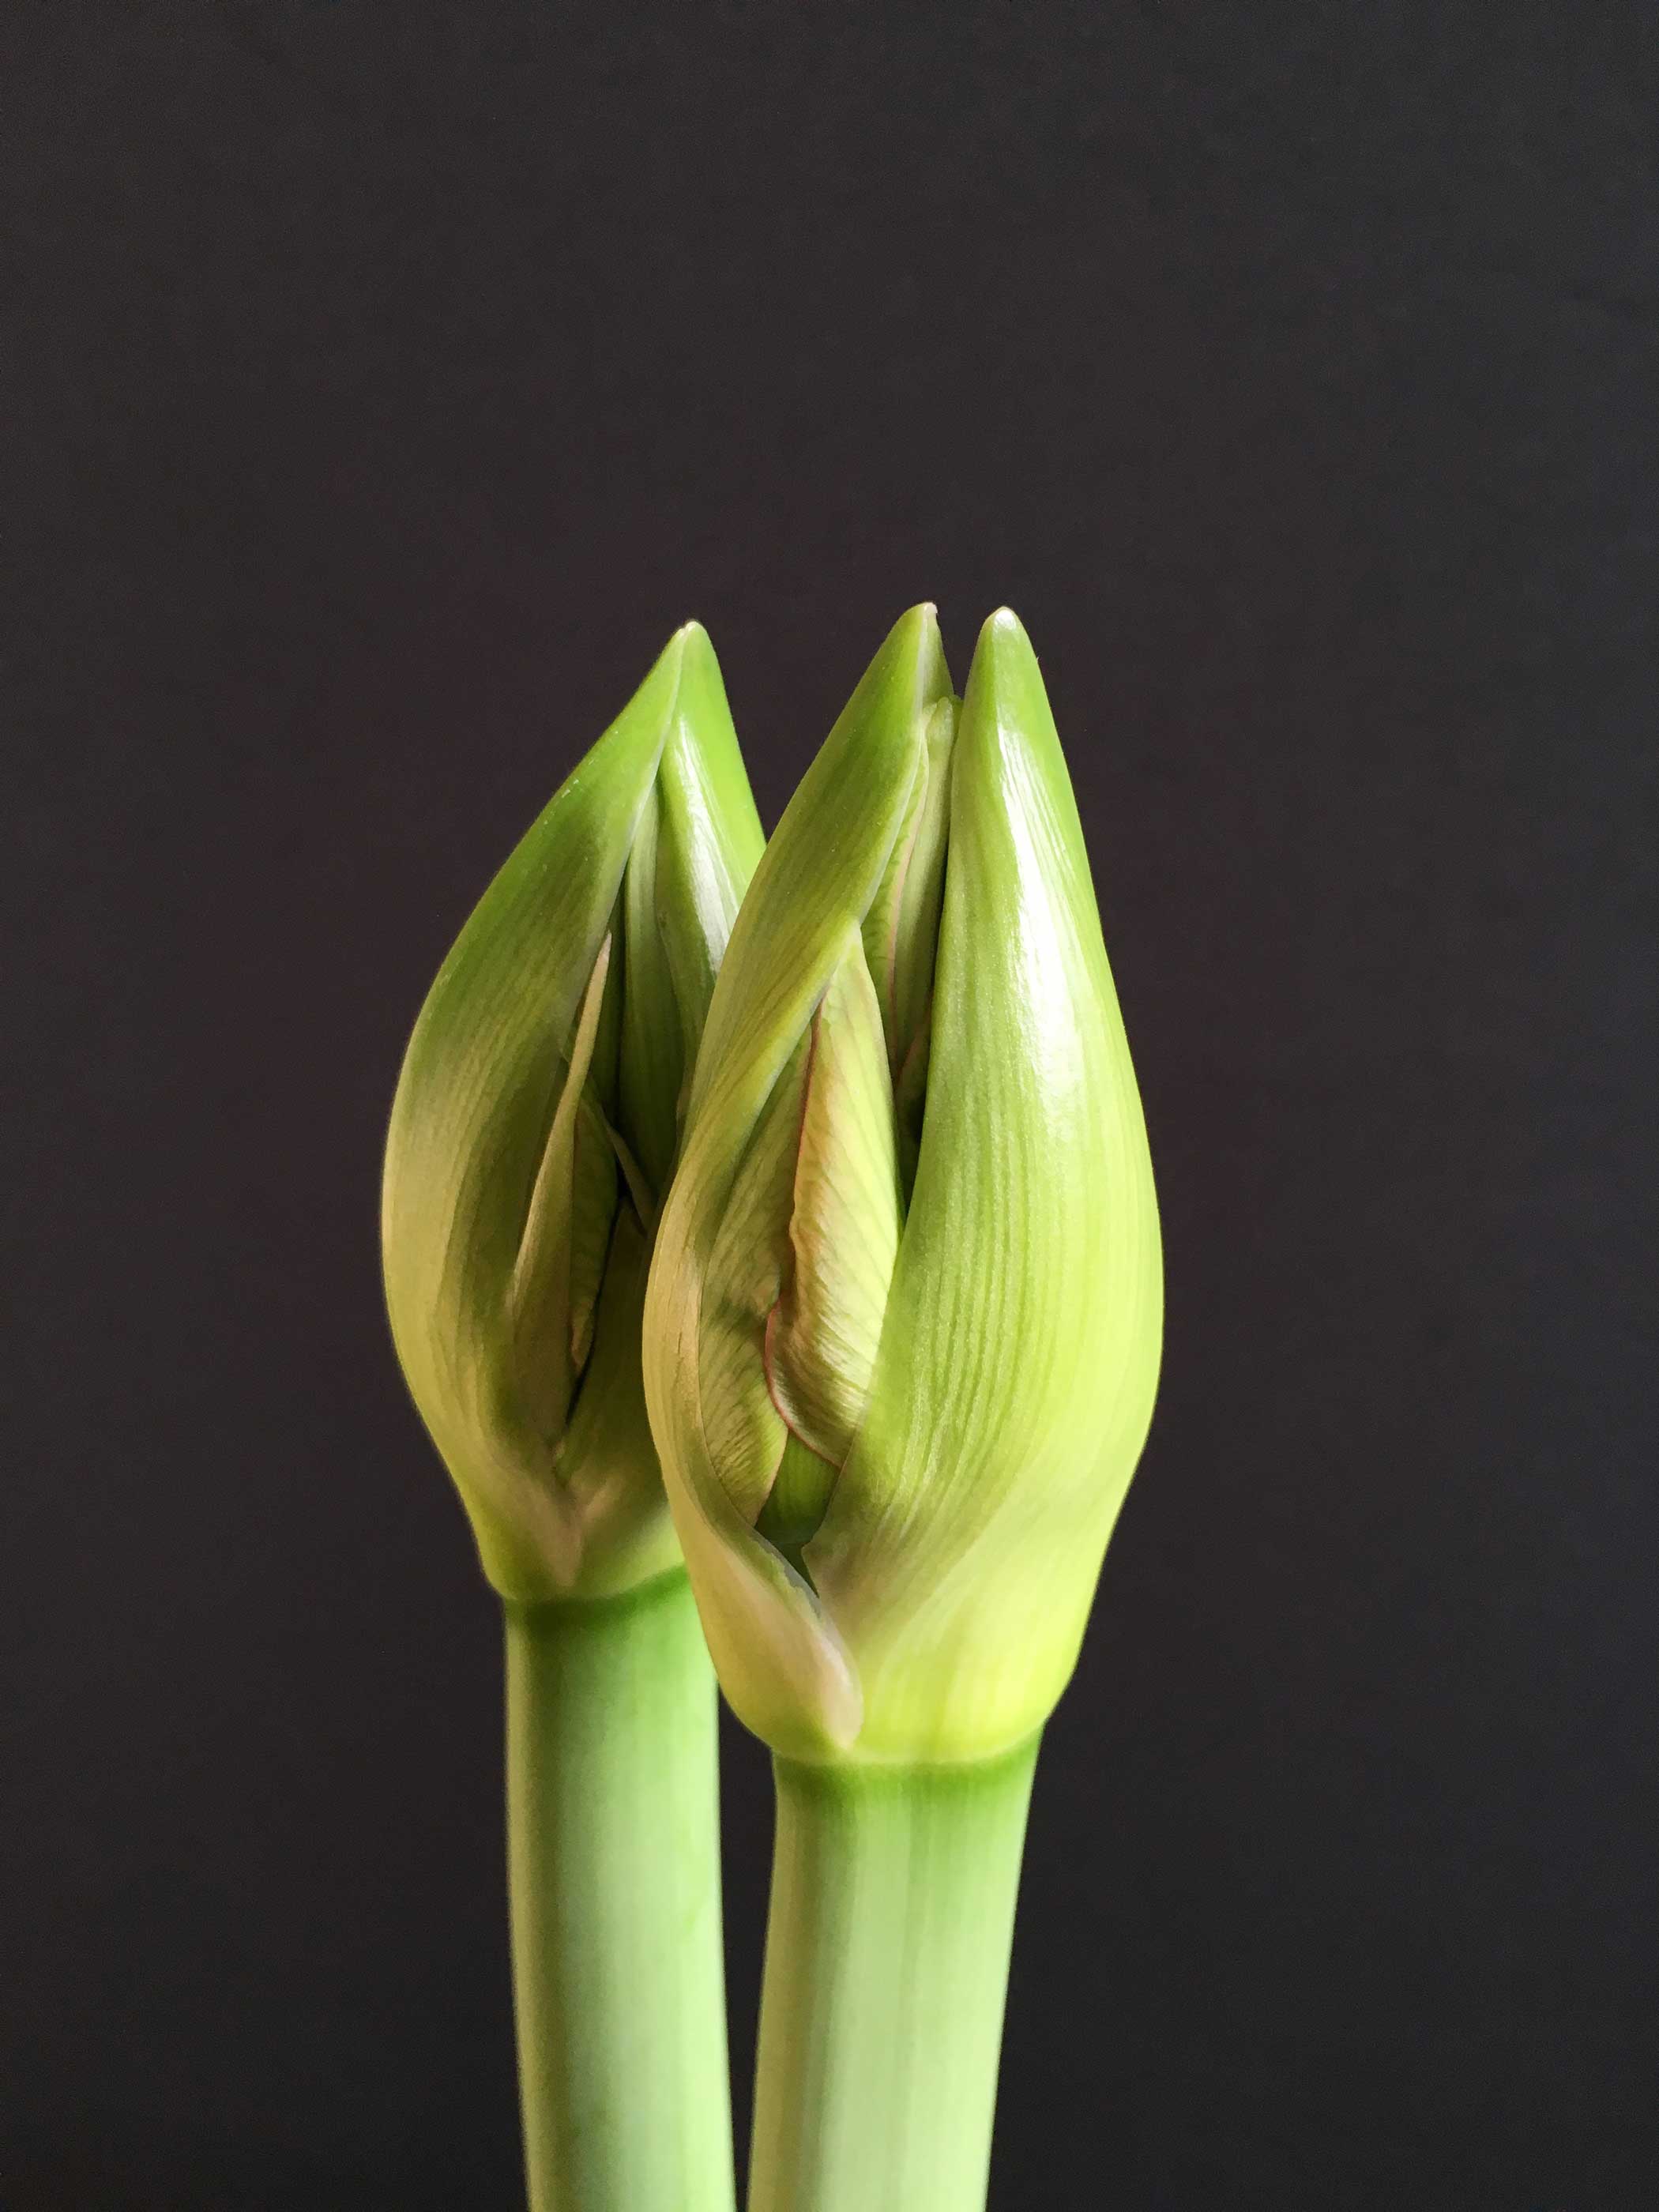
[979,605,1031,651]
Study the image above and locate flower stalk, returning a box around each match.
[383,623,762,2211]
[749,1747,1038,2212]
[506,1573,733,2212]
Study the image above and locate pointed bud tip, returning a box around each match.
[884,602,951,713]
[822,606,954,774]
[656,620,728,731]
[976,605,1035,662]
[963,606,1044,717]
[956,608,1063,807]
[891,599,942,654]
[666,619,720,679]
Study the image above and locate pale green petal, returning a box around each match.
[620,623,765,1202]
[861,697,957,1076]
[656,622,765,1067]
[617,787,683,1202]
[645,608,952,1753]
[550,1207,687,1598]
[765,940,901,1484]
[686,608,953,1139]
[891,1025,931,1201]
[566,1102,623,1375]
[694,936,901,1565]
[506,933,618,1443]
[695,1037,803,1524]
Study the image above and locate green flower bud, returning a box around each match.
[383,625,764,1602]
[644,607,1161,1762]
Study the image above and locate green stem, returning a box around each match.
[749,1740,1040,2212]
[504,1570,734,2212]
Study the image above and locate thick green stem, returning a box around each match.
[505,1570,734,2212]
[749,1740,1040,2212]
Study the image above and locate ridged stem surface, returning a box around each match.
[750,1740,1039,2212]
[505,1571,733,2212]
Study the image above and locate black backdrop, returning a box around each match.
[7,6,1655,2207]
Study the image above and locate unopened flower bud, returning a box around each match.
[384,625,762,1600]
[645,607,1161,1762]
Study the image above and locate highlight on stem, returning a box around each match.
[642,604,1162,2210]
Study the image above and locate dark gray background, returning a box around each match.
[7,4,1655,2206]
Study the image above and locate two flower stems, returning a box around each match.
[505,1567,1033,2212]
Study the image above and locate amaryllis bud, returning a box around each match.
[644,607,1161,1761]
[383,624,763,1601]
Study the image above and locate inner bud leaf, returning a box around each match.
[764,946,901,1471]
[695,937,901,1558]
[860,696,957,1197]
[616,786,684,1203]
[507,935,620,1443]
